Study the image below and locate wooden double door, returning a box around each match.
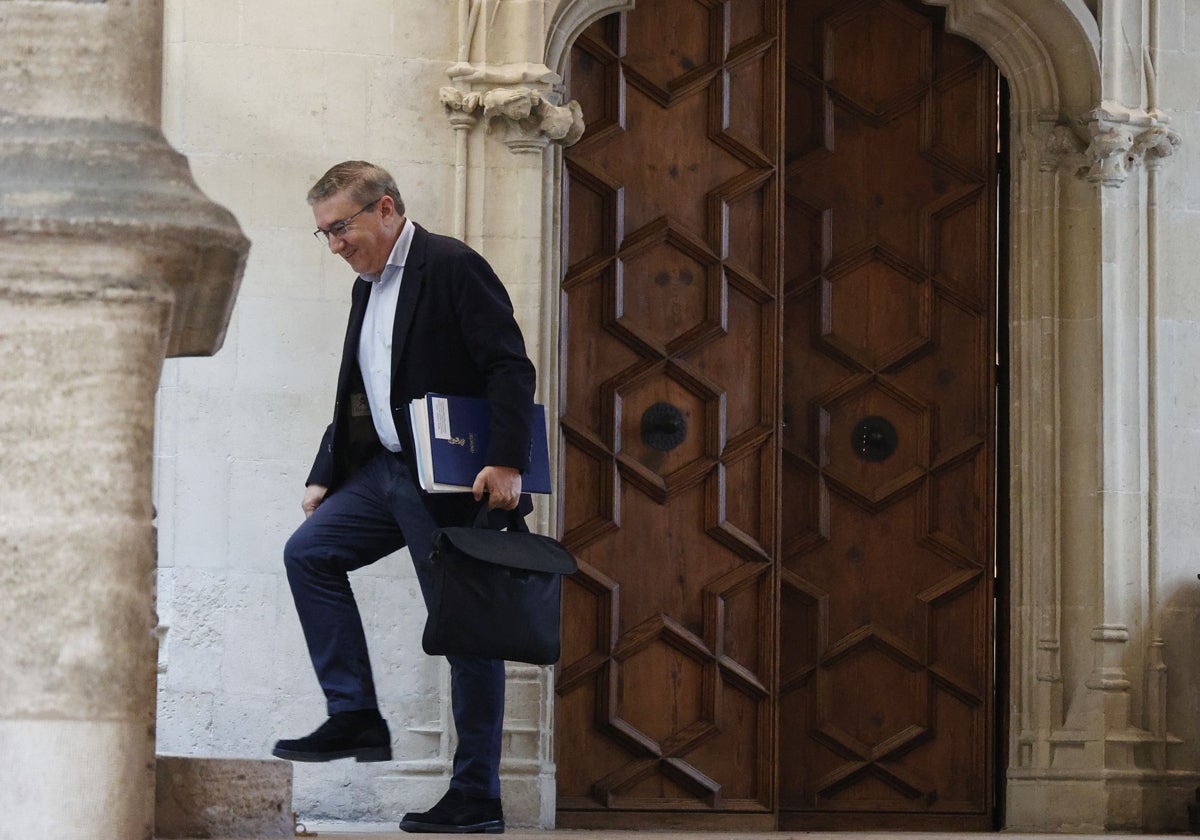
[556,0,1000,830]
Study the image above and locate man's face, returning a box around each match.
[312,190,398,277]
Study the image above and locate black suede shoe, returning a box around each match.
[272,709,392,762]
[399,788,504,834]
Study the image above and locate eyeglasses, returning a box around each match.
[313,200,378,242]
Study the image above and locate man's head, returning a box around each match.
[309,161,406,277]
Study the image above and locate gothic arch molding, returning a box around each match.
[546,0,1100,110]
[925,0,1099,117]
[545,0,634,82]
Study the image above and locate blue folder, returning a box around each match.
[408,393,552,494]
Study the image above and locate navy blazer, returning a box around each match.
[307,222,537,524]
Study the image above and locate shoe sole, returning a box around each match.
[398,818,504,834]
[271,745,392,763]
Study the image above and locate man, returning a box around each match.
[273,160,536,835]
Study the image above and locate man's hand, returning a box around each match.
[302,483,328,519]
[472,465,522,510]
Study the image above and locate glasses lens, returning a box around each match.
[315,201,376,242]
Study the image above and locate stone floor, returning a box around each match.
[292,830,1180,835]
[278,826,1191,840]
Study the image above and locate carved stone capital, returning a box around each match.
[439,86,482,131]
[1038,120,1087,173]
[440,83,585,153]
[1132,123,1182,171]
[1081,103,1182,187]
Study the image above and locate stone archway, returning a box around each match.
[539,0,1194,831]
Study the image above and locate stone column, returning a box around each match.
[0,3,247,839]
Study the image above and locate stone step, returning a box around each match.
[155,756,293,839]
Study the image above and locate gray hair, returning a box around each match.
[307,160,405,215]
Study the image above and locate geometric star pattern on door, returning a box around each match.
[559,0,997,828]
[559,0,779,813]
[560,0,779,524]
[779,0,995,816]
[780,569,987,806]
[559,560,771,807]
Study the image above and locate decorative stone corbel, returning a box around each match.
[441,82,584,149]
[1081,103,1181,187]
[1084,122,1136,187]
[440,84,585,153]
[483,86,585,152]
[1038,120,1088,174]
[1132,122,1182,171]
[440,87,483,132]
[440,0,585,154]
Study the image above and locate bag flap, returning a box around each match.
[434,527,578,575]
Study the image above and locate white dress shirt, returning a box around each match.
[357,219,415,453]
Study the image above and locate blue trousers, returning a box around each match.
[283,450,505,797]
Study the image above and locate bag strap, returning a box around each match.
[472,502,530,533]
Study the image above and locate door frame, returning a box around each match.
[541,0,1107,830]
[992,73,1012,832]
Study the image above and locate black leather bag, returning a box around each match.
[422,507,577,665]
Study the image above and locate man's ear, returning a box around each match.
[378,195,398,222]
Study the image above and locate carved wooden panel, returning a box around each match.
[780,0,997,827]
[557,1,780,820]
[558,0,997,830]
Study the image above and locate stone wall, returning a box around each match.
[153,0,1200,832]
[154,0,557,827]
[1151,0,1200,787]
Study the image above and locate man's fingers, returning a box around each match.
[475,467,521,509]
[302,484,329,518]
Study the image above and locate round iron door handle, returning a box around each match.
[851,415,898,462]
[641,402,688,451]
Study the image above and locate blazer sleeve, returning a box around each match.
[306,422,334,487]
[446,247,537,471]
[304,279,366,489]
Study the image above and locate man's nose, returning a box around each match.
[328,234,345,254]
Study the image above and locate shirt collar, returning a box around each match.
[362,218,414,284]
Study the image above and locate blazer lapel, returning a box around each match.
[390,222,426,383]
[347,277,371,350]
[339,278,371,386]
[327,276,371,444]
